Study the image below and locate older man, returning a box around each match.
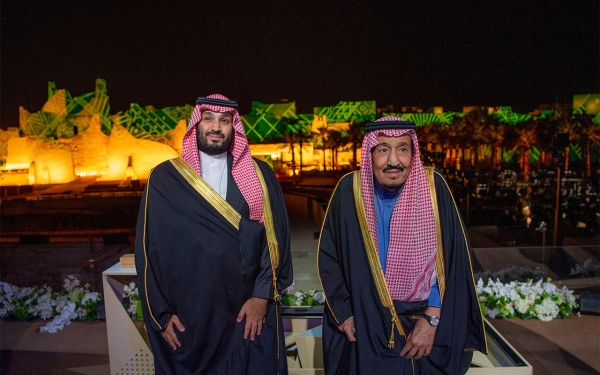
[318,116,486,374]
[136,94,292,374]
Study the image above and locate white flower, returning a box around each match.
[127,300,138,315]
[39,307,53,320]
[486,308,499,319]
[123,282,138,297]
[526,292,537,305]
[533,279,544,294]
[27,305,39,317]
[534,298,559,321]
[514,298,530,314]
[544,282,557,294]
[54,296,67,313]
[81,292,100,305]
[16,287,34,300]
[313,292,326,304]
[63,275,80,292]
[76,307,86,318]
[0,307,8,318]
[40,302,76,333]
[476,278,484,292]
[561,287,576,305]
[504,303,515,315]
[1,282,15,295]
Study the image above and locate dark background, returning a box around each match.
[1,0,599,129]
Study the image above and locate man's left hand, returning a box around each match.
[237,298,268,340]
[400,307,440,360]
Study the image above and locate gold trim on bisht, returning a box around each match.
[141,167,163,330]
[254,161,281,302]
[352,171,405,347]
[170,157,285,360]
[170,157,281,299]
[170,157,242,229]
[316,172,353,326]
[424,166,446,301]
[253,161,282,361]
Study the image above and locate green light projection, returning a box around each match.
[382,112,460,126]
[242,102,296,142]
[20,79,112,138]
[241,101,314,142]
[13,79,598,168]
[573,93,600,125]
[314,101,376,123]
[112,103,193,144]
[494,107,533,125]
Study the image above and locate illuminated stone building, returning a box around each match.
[0,80,598,186]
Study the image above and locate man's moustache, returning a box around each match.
[205,131,224,138]
[383,166,405,172]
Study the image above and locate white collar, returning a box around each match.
[199,151,228,199]
[200,151,227,165]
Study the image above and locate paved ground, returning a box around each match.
[1,215,599,374]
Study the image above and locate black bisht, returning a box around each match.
[135,156,292,375]
[318,170,487,375]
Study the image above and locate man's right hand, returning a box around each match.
[338,316,357,342]
[161,314,186,350]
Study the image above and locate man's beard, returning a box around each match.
[197,130,233,155]
[381,181,404,191]
[381,165,407,191]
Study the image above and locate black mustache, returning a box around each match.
[383,165,405,172]
[205,131,224,138]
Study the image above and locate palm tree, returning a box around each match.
[436,123,452,168]
[317,126,329,171]
[510,120,538,179]
[416,122,444,167]
[554,114,582,171]
[326,130,344,173]
[464,107,489,171]
[416,122,441,150]
[534,114,556,167]
[346,120,366,170]
[574,114,600,178]
[297,126,317,178]
[280,117,300,183]
[484,115,507,170]
[447,114,470,169]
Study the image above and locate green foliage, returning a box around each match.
[14,304,29,321]
[280,289,325,307]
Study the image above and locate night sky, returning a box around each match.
[1,0,598,129]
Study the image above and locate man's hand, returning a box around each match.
[400,307,440,360]
[161,314,186,350]
[237,298,268,340]
[338,316,357,342]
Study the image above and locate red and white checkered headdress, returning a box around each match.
[180,94,264,222]
[360,116,437,301]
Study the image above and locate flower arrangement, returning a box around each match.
[476,278,578,321]
[280,283,326,307]
[0,275,103,333]
[123,282,143,320]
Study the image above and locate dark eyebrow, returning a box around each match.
[398,141,411,147]
[203,111,231,119]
